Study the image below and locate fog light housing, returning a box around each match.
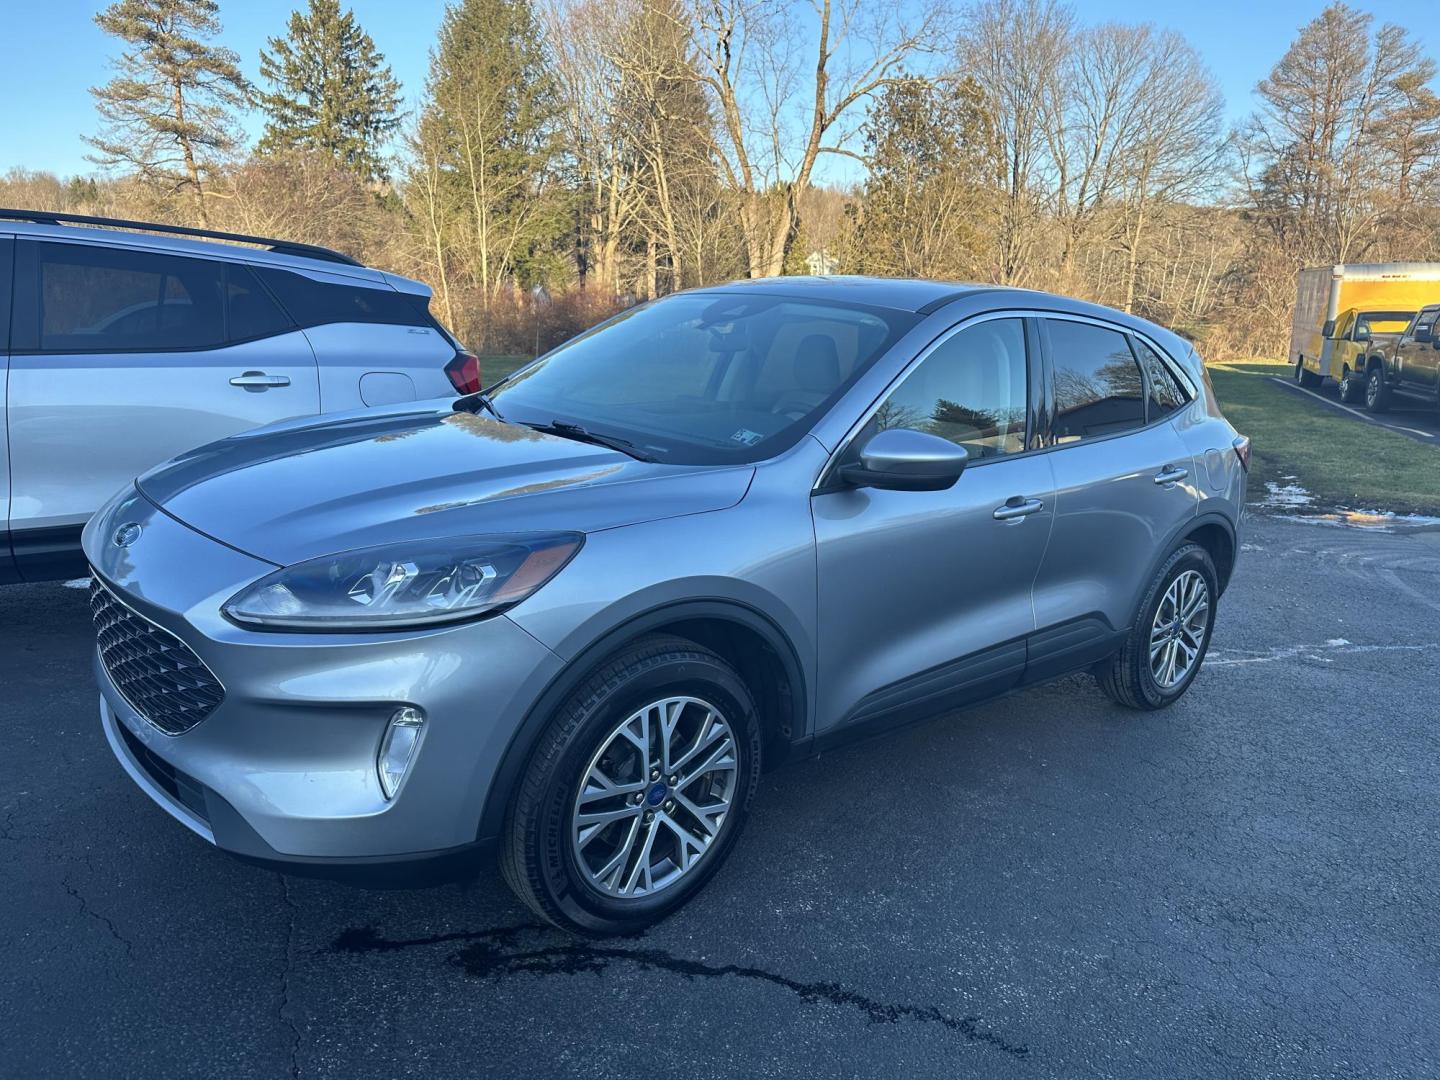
[378,707,425,799]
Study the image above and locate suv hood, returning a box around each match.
[137,405,753,566]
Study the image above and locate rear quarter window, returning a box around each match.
[255,267,432,329]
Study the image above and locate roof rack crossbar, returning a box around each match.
[0,207,362,267]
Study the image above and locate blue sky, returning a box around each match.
[2,0,1438,183]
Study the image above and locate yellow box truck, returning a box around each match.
[1290,263,1440,393]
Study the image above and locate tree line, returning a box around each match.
[3,0,1438,358]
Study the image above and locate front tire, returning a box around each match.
[1097,543,1218,710]
[501,634,761,935]
[1364,363,1391,413]
[1338,367,1365,404]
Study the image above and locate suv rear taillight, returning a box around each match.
[445,350,482,395]
[1232,435,1251,471]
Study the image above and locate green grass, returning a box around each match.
[477,354,534,386]
[1208,358,1440,515]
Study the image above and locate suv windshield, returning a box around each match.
[483,292,918,464]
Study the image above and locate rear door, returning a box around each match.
[1029,316,1199,671]
[6,240,320,562]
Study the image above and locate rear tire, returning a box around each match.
[1097,543,1218,711]
[1364,362,1391,413]
[500,634,762,935]
[1295,358,1322,389]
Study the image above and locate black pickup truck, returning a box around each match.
[1358,304,1440,413]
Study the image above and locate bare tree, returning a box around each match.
[688,0,949,278]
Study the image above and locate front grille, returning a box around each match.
[90,575,225,735]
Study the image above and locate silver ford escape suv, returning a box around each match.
[0,208,480,584]
[83,278,1248,934]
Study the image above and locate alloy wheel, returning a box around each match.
[570,695,738,898]
[1148,570,1210,690]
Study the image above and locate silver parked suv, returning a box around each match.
[83,278,1248,934]
[0,208,479,583]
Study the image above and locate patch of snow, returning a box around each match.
[1259,480,1315,508]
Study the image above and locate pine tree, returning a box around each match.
[256,0,403,183]
[410,0,564,298]
[87,0,249,223]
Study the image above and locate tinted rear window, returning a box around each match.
[1046,319,1147,442]
[255,267,432,329]
[32,242,226,352]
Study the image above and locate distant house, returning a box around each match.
[805,249,837,276]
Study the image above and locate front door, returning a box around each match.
[1396,307,1440,393]
[6,240,320,568]
[812,315,1055,737]
[1030,317,1199,664]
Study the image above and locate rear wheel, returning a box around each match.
[1097,543,1217,710]
[1295,358,1322,389]
[501,634,761,935]
[1364,362,1391,413]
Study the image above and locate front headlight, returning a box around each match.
[223,533,582,631]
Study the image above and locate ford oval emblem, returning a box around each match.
[112,522,143,548]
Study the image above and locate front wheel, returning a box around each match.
[1338,368,1365,404]
[1096,543,1218,710]
[1364,365,1391,413]
[501,634,761,935]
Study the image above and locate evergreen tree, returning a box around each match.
[87,0,248,223]
[256,0,403,183]
[411,0,564,297]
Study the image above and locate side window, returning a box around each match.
[1416,307,1439,340]
[225,264,293,341]
[0,239,12,352]
[868,318,1029,461]
[256,266,430,328]
[1047,319,1146,442]
[32,242,225,352]
[1133,338,1188,419]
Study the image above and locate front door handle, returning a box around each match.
[230,371,291,390]
[993,496,1045,521]
[1153,465,1188,486]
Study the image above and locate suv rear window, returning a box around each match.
[1046,319,1147,442]
[254,267,432,329]
[13,241,297,353]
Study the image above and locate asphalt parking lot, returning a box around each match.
[4,512,1439,1078]
[1273,375,1440,446]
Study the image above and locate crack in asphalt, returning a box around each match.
[327,923,1028,1058]
[276,876,303,1080]
[61,879,134,960]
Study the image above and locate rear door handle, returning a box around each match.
[993,496,1045,521]
[1153,465,1188,486]
[230,371,291,390]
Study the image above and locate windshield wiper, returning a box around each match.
[454,390,505,422]
[524,420,656,462]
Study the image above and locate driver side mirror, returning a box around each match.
[1415,326,1434,345]
[839,428,969,492]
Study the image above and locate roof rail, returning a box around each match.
[0,207,363,267]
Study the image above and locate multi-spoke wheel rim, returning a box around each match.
[1367,373,1381,407]
[1149,570,1210,690]
[570,696,739,899]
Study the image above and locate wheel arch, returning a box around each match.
[477,599,809,843]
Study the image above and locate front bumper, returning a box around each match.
[86,487,565,863]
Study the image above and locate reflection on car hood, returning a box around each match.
[137,405,754,566]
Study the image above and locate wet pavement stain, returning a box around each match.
[328,923,1029,1057]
